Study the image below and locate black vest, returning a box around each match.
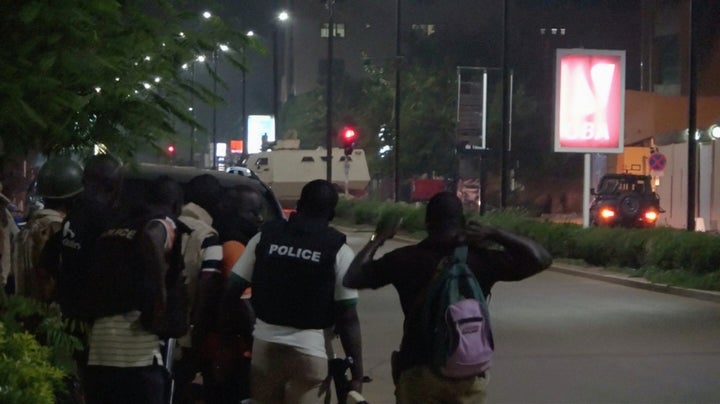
[83,214,149,318]
[57,194,113,319]
[252,215,346,330]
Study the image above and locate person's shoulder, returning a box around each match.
[259,218,286,233]
[377,243,419,262]
[179,214,217,236]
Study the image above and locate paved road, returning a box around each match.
[341,231,720,404]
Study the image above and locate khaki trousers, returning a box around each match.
[395,366,489,404]
[250,339,328,404]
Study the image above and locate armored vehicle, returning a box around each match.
[244,140,370,209]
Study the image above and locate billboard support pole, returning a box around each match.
[583,153,591,228]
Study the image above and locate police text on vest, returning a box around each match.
[268,244,321,263]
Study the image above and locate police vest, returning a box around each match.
[252,218,346,330]
[83,215,149,318]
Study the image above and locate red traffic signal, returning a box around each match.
[340,126,358,156]
[166,144,176,155]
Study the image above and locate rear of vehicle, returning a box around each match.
[589,174,662,228]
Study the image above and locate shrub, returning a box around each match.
[336,199,720,279]
[0,291,86,402]
[0,323,65,404]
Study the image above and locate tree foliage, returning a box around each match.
[282,16,577,190]
[0,0,257,161]
[283,59,458,180]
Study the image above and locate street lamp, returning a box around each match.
[273,10,290,140]
[211,44,231,170]
[182,54,206,166]
[242,31,254,158]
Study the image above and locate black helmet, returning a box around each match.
[37,157,84,200]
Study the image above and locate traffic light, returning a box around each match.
[166,144,176,156]
[340,126,358,156]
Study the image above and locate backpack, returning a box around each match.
[13,209,64,302]
[417,245,494,378]
[177,215,218,306]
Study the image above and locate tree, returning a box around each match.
[282,59,458,181]
[0,0,256,161]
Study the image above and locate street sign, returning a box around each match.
[648,152,667,171]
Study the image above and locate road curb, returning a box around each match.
[336,225,720,304]
[550,263,720,304]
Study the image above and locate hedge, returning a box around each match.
[335,199,720,274]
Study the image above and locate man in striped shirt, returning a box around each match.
[84,176,185,404]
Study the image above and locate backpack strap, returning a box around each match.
[405,243,468,332]
[454,245,468,263]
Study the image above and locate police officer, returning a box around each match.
[57,153,122,320]
[226,179,364,404]
[14,157,84,302]
[83,175,186,404]
[54,154,122,403]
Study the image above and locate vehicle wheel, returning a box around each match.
[619,195,641,217]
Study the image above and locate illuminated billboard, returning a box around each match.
[247,115,275,154]
[554,49,625,153]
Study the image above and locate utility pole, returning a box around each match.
[686,0,698,230]
[189,64,196,167]
[273,25,280,141]
[394,0,402,202]
[325,0,335,182]
[212,50,218,170]
[500,0,511,208]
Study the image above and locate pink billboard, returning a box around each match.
[554,49,625,153]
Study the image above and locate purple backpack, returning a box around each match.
[420,245,494,378]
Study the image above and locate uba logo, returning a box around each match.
[556,52,624,151]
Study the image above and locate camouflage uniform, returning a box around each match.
[13,208,65,302]
[0,183,19,288]
[13,157,83,303]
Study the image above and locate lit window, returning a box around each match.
[321,23,345,38]
[411,24,435,36]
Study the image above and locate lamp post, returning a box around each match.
[393,0,402,201]
[212,51,218,170]
[182,54,206,167]
[273,10,289,140]
[325,0,335,182]
[242,31,254,158]
[211,43,230,171]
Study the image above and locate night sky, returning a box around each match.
[192,0,716,149]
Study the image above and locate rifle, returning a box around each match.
[328,357,369,404]
[164,338,176,404]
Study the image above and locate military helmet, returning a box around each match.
[36,157,84,199]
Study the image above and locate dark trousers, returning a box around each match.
[201,356,251,404]
[84,364,167,404]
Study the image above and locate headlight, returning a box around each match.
[644,210,658,222]
[600,207,616,219]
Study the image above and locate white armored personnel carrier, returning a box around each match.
[245,139,371,209]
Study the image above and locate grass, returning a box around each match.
[640,268,720,291]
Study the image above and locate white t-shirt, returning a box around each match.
[231,232,358,358]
